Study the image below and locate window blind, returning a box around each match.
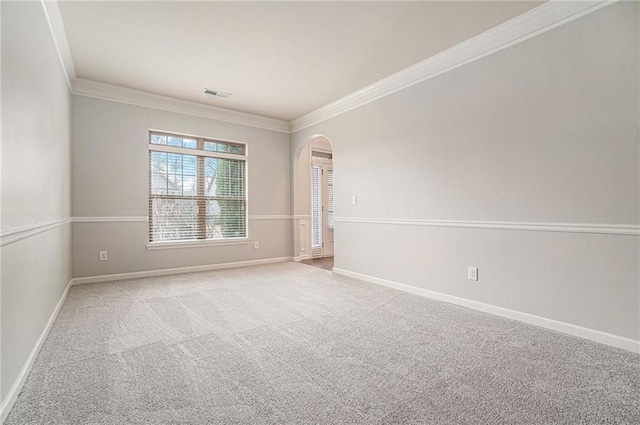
[148,131,247,243]
[311,165,322,257]
[327,168,334,229]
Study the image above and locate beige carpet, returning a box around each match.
[6,262,640,424]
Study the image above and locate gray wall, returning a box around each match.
[72,96,291,278]
[291,3,639,341]
[292,136,333,258]
[1,1,72,403]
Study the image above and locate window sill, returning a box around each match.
[146,238,250,250]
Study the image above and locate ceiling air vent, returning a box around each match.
[203,88,232,99]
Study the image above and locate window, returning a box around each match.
[148,131,247,244]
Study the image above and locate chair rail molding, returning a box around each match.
[72,216,148,223]
[74,216,301,222]
[334,217,640,237]
[0,218,72,247]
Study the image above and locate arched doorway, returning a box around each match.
[292,135,334,267]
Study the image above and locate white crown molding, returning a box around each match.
[334,217,640,237]
[40,0,76,90]
[333,267,640,354]
[41,0,289,133]
[40,0,616,134]
[290,0,616,132]
[72,78,291,134]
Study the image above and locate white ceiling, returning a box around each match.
[59,1,542,122]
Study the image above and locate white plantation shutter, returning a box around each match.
[327,168,334,229]
[311,164,322,257]
[148,131,247,243]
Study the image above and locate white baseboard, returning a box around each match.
[294,255,311,262]
[0,279,73,423]
[72,256,294,285]
[4,261,634,423]
[333,268,640,354]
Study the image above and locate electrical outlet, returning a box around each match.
[99,251,108,261]
[468,267,478,281]
[254,241,259,249]
[351,195,357,205]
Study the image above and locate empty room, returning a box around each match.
[1,0,639,423]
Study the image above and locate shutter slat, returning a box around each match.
[327,168,334,229]
[311,165,322,257]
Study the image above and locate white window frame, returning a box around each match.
[146,130,249,250]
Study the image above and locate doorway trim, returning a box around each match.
[292,134,334,261]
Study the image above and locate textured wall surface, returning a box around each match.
[1,1,73,403]
[71,96,291,278]
[291,2,640,341]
